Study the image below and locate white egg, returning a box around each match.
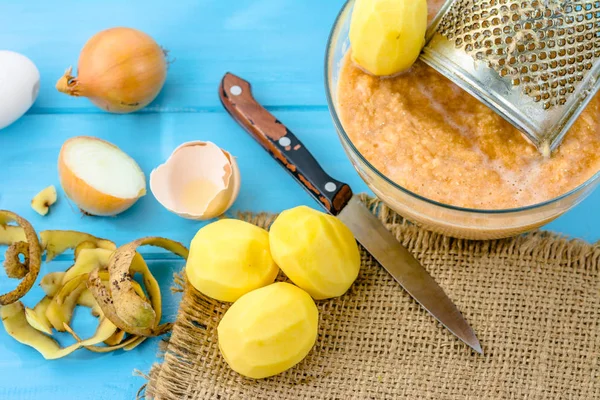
[0,50,40,130]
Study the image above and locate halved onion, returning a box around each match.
[58,136,146,216]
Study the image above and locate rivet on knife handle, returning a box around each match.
[219,72,352,215]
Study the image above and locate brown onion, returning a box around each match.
[56,27,167,113]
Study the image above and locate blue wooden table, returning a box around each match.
[1,1,598,398]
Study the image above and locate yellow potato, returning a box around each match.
[186,219,278,302]
[349,0,428,76]
[218,282,318,379]
[269,206,360,300]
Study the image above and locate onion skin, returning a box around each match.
[58,136,146,216]
[56,27,167,114]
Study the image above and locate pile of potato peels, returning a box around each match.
[0,210,188,359]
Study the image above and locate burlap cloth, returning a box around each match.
[142,196,599,399]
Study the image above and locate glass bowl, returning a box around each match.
[324,0,600,240]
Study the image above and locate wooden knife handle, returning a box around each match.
[219,72,352,215]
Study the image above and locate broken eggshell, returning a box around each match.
[150,141,241,220]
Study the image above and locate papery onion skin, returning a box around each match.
[58,136,146,216]
[56,27,167,114]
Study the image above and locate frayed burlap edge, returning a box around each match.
[139,194,600,400]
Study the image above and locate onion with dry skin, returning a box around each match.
[56,27,167,113]
[58,136,146,216]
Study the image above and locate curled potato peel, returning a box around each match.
[1,302,115,360]
[74,241,99,259]
[69,328,146,353]
[4,241,30,279]
[104,237,187,330]
[1,224,176,356]
[0,224,27,244]
[104,329,126,346]
[46,275,88,331]
[40,272,66,297]
[25,296,53,335]
[1,302,81,360]
[62,248,112,284]
[88,268,173,337]
[40,230,116,263]
[0,211,42,305]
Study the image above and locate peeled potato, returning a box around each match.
[269,206,360,300]
[349,0,428,76]
[218,282,318,379]
[186,219,278,302]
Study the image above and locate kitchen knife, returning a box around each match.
[219,72,482,354]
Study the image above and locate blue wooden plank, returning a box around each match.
[0,0,347,113]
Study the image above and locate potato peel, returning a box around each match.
[40,230,116,263]
[46,275,88,331]
[24,296,53,335]
[63,317,118,349]
[74,241,99,259]
[69,329,146,353]
[1,302,82,360]
[0,224,26,245]
[62,248,113,284]
[4,241,30,279]
[108,237,188,329]
[1,225,177,357]
[87,268,173,337]
[0,211,42,305]
[40,272,66,297]
[104,329,126,346]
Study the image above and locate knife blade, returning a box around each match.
[219,72,482,354]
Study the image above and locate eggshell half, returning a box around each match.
[150,141,241,220]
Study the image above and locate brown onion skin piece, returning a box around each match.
[0,211,42,305]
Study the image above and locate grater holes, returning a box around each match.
[437,0,599,111]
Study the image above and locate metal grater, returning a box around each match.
[421,0,600,153]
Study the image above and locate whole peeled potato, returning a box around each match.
[269,206,361,300]
[218,282,318,379]
[349,0,428,76]
[185,219,279,302]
